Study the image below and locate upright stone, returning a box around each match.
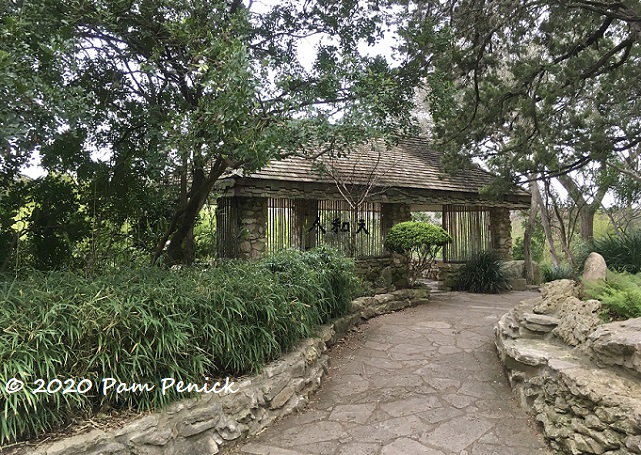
[582,252,607,283]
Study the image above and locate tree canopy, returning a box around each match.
[1,0,426,269]
[396,0,641,250]
[422,0,640,185]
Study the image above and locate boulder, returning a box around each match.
[552,297,602,347]
[582,252,607,284]
[588,318,641,377]
[533,279,579,315]
[581,252,607,298]
[502,260,542,284]
[502,260,525,278]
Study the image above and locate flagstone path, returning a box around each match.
[220,290,554,455]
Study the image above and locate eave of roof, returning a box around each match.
[218,137,530,200]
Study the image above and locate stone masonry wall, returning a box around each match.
[237,197,268,260]
[489,207,512,261]
[381,203,411,240]
[354,254,409,292]
[20,288,429,455]
[495,280,641,454]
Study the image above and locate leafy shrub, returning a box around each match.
[384,221,452,284]
[0,247,356,444]
[298,245,358,319]
[453,250,510,294]
[261,246,357,322]
[28,176,91,270]
[585,270,641,320]
[570,236,591,275]
[512,235,544,262]
[591,232,641,274]
[541,263,575,282]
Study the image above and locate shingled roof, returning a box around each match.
[218,137,530,207]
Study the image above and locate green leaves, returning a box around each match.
[384,221,452,254]
[384,221,452,284]
[0,247,357,444]
[419,0,641,187]
[454,250,510,294]
[591,232,641,275]
[585,270,641,321]
[2,0,427,265]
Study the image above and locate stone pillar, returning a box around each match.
[489,207,512,261]
[381,203,412,286]
[237,197,268,260]
[381,203,412,239]
[292,199,318,250]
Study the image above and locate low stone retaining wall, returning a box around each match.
[495,280,641,454]
[354,254,409,292]
[18,288,429,455]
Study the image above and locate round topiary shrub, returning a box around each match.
[384,221,452,284]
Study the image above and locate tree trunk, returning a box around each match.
[580,207,596,242]
[523,192,538,284]
[601,203,625,240]
[532,179,560,267]
[557,175,606,242]
[153,158,227,266]
[546,183,576,267]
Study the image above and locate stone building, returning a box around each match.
[214,137,530,286]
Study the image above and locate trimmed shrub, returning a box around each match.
[541,263,574,282]
[591,232,641,274]
[454,250,510,294]
[0,247,357,444]
[384,221,452,284]
[585,270,641,320]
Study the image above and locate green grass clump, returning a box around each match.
[591,232,641,274]
[585,270,641,321]
[0,247,357,444]
[453,250,510,294]
[541,263,575,283]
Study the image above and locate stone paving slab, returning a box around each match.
[220,291,554,455]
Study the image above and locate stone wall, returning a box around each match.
[495,280,641,454]
[237,197,268,260]
[489,207,512,260]
[355,254,409,292]
[436,261,464,290]
[20,289,430,455]
[381,202,411,239]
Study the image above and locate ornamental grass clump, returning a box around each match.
[0,247,357,444]
[384,221,452,284]
[454,250,510,294]
[591,231,641,274]
[541,263,575,282]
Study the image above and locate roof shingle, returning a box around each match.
[229,137,529,197]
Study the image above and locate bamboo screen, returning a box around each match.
[442,205,490,262]
[315,200,383,257]
[215,197,240,258]
[267,198,298,253]
[266,199,383,257]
